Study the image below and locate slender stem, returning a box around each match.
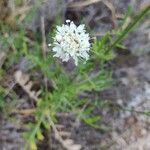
[121,107,150,116]
[41,16,48,93]
[111,6,150,49]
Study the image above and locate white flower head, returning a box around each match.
[51,20,90,65]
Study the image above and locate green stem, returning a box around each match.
[122,107,150,116]
[111,6,150,48]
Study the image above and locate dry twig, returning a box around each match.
[46,113,82,150]
[14,70,41,101]
[68,0,102,8]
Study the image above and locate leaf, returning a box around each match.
[92,34,115,61]
[85,116,100,123]
[37,129,44,141]
[30,141,37,150]
[84,116,101,129]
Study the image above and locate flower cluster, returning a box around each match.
[51,20,90,65]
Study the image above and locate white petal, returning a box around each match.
[66,19,71,23]
[77,24,85,32]
[56,34,62,42]
[70,22,77,32]
[73,56,78,66]
[52,47,60,52]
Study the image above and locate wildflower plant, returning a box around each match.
[0,4,149,149]
[21,19,114,149]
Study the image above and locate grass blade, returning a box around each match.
[111,5,150,48]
